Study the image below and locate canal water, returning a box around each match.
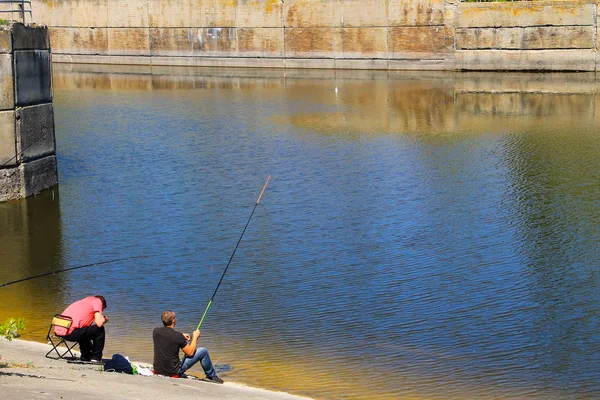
[1,66,599,400]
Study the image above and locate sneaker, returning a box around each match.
[204,375,224,384]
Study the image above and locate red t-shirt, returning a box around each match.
[54,296,103,336]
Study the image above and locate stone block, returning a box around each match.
[339,27,387,58]
[70,0,109,27]
[388,0,446,26]
[456,27,522,50]
[188,0,236,27]
[193,27,237,57]
[389,26,454,55]
[236,0,283,28]
[16,104,55,163]
[150,28,194,57]
[148,0,192,28]
[49,28,73,54]
[455,49,596,71]
[108,0,149,27]
[108,28,150,56]
[14,50,52,107]
[12,23,50,50]
[31,0,73,27]
[285,28,335,58]
[285,0,336,28]
[21,155,58,197]
[0,54,14,110]
[339,0,388,27]
[0,166,22,202]
[237,28,284,57]
[72,28,109,54]
[458,2,595,28]
[0,28,11,53]
[522,26,594,50]
[0,111,16,167]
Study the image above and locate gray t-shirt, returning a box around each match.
[152,326,187,376]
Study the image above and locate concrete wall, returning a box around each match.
[29,0,599,71]
[0,23,58,202]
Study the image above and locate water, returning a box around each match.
[1,66,599,399]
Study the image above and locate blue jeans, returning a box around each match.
[177,347,216,378]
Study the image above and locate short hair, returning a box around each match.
[94,295,107,309]
[161,310,176,326]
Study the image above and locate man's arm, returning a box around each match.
[94,311,108,327]
[181,330,200,357]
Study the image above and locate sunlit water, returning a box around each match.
[1,66,599,399]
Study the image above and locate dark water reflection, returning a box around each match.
[1,65,599,399]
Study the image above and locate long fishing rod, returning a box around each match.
[0,255,147,288]
[196,175,271,331]
[1,133,51,168]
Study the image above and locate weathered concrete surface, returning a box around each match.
[0,23,57,203]
[0,111,16,166]
[16,104,56,162]
[20,155,58,197]
[27,0,600,71]
[12,23,50,50]
[0,27,12,53]
[0,54,14,110]
[0,165,22,201]
[14,50,52,106]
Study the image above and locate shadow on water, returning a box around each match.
[1,64,599,399]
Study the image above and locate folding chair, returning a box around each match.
[45,314,78,360]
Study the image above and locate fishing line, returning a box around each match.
[196,175,271,331]
[0,255,147,288]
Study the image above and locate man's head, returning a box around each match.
[161,310,176,327]
[95,295,107,310]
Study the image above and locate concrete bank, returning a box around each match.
[30,0,600,71]
[0,339,312,400]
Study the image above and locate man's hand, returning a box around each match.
[183,333,190,341]
[192,330,201,340]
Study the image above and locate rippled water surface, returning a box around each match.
[1,67,599,399]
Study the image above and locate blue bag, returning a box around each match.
[103,353,134,374]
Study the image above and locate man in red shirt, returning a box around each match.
[55,295,109,362]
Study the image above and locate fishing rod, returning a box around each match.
[0,133,52,168]
[196,175,271,331]
[0,255,147,288]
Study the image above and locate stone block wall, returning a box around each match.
[28,0,600,70]
[0,23,57,202]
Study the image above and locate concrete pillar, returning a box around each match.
[0,23,57,202]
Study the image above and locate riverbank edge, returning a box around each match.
[0,338,313,400]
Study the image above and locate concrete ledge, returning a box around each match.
[334,59,390,70]
[21,154,58,197]
[389,58,452,71]
[14,50,52,106]
[16,103,56,162]
[455,49,596,71]
[0,110,16,167]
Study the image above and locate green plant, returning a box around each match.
[0,318,26,341]
[0,19,9,25]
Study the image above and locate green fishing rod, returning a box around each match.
[0,256,147,288]
[196,175,271,330]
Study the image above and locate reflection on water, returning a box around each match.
[1,65,599,400]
